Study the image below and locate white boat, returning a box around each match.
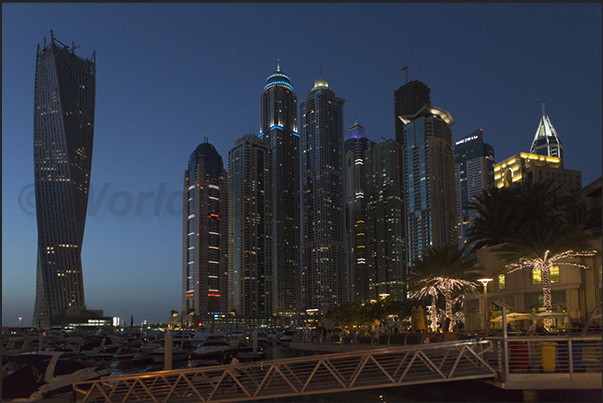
[279,329,298,346]
[112,347,147,362]
[3,334,42,356]
[193,335,233,358]
[150,345,190,363]
[190,328,214,348]
[254,332,270,347]
[2,351,111,401]
[230,329,245,343]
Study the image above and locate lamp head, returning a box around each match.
[477,278,493,286]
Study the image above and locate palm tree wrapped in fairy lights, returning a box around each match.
[410,244,480,332]
[467,180,599,326]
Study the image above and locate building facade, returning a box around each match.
[530,103,564,166]
[300,77,346,311]
[494,152,582,195]
[394,80,431,148]
[259,65,300,316]
[343,122,373,302]
[182,141,229,317]
[364,139,406,300]
[454,129,495,250]
[33,32,96,328]
[399,104,458,267]
[228,134,272,317]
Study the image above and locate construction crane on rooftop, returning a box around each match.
[401,35,418,84]
[416,54,426,80]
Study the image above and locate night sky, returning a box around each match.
[2,3,601,327]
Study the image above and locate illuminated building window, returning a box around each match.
[531,269,541,285]
[551,266,559,283]
[498,274,505,290]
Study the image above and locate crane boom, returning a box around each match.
[401,35,418,84]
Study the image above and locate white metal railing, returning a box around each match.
[486,335,602,381]
[73,339,496,402]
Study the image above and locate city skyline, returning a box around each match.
[3,3,601,326]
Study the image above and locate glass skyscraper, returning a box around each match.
[394,80,431,147]
[300,77,346,311]
[259,64,300,316]
[399,102,458,267]
[183,141,229,316]
[228,134,272,317]
[33,32,96,329]
[343,121,373,302]
[364,139,406,300]
[454,129,494,250]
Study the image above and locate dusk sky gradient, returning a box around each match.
[2,3,601,326]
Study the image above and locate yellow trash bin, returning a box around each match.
[538,342,557,373]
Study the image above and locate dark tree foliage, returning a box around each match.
[325,298,418,330]
[466,179,574,253]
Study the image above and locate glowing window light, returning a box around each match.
[550,266,560,283]
[531,269,542,285]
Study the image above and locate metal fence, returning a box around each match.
[73,339,496,402]
[488,335,602,380]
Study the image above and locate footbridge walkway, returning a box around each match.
[73,339,497,402]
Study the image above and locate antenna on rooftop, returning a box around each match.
[401,35,417,84]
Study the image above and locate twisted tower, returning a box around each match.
[33,32,96,328]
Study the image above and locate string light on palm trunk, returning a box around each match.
[506,249,598,327]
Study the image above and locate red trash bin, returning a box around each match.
[508,341,529,372]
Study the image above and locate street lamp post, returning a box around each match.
[19,317,22,326]
[478,278,493,336]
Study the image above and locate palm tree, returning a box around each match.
[515,180,573,227]
[467,179,598,325]
[466,180,573,253]
[465,185,521,252]
[409,244,480,331]
[496,219,597,323]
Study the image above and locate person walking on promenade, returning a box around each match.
[222,351,241,393]
[372,327,380,346]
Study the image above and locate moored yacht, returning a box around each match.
[193,335,233,359]
[2,351,111,401]
[149,345,190,364]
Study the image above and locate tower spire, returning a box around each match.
[277,58,280,72]
[542,102,546,117]
[320,65,322,79]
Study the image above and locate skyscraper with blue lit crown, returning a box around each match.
[259,63,300,317]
